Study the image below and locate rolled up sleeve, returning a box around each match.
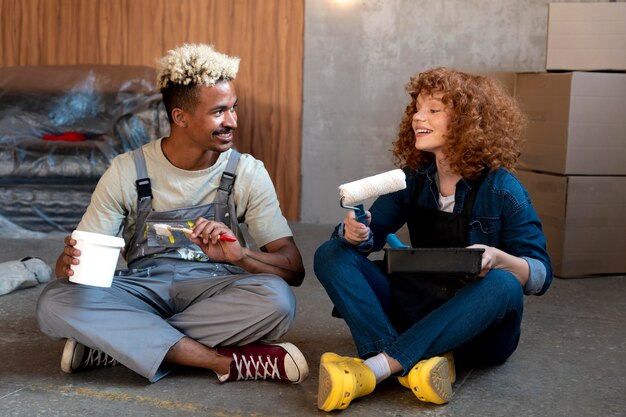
[522,256,547,295]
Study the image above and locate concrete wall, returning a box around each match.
[301,0,620,224]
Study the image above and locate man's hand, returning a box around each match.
[187,217,305,286]
[55,235,81,278]
[188,218,243,263]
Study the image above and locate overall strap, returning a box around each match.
[214,150,247,247]
[412,171,426,202]
[461,168,489,218]
[132,147,153,204]
[406,170,426,215]
[127,147,154,260]
[214,150,241,205]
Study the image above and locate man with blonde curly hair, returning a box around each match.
[37,43,309,385]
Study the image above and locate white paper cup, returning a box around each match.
[69,230,125,287]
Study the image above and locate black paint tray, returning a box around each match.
[383,247,484,277]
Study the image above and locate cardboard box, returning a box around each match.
[547,3,626,71]
[515,72,626,176]
[516,170,626,277]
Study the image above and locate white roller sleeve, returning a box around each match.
[338,169,407,205]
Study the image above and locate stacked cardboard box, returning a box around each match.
[516,72,626,177]
[546,3,626,71]
[514,3,626,278]
[516,171,626,277]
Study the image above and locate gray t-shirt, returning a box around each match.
[77,138,292,248]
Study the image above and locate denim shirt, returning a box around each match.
[334,162,552,296]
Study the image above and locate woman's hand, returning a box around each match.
[342,209,372,245]
[467,243,529,287]
[469,244,502,277]
[188,217,243,263]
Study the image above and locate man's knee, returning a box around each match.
[257,276,296,324]
[246,276,296,341]
[36,280,69,335]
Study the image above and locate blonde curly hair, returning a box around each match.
[392,67,526,179]
[156,44,240,122]
[156,43,239,90]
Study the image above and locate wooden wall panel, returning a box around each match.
[0,0,303,220]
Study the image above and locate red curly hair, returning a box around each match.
[392,67,526,179]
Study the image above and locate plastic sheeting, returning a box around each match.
[0,65,169,234]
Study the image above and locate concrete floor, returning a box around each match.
[0,222,624,417]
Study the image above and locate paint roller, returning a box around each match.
[338,169,407,224]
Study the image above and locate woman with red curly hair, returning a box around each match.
[314,68,552,411]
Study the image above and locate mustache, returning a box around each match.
[214,127,234,135]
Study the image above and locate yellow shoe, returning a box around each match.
[317,352,376,411]
[443,351,456,384]
[320,352,348,364]
[398,356,451,405]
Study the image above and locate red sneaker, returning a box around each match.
[216,342,309,384]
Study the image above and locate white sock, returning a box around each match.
[363,353,392,384]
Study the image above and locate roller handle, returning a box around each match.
[386,233,409,249]
[353,204,367,225]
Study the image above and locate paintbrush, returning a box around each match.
[153,224,237,242]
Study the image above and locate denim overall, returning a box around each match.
[37,148,296,382]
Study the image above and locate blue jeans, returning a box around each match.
[314,239,524,374]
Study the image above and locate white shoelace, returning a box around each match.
[83,348,118,368]
[232,354,280,380]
